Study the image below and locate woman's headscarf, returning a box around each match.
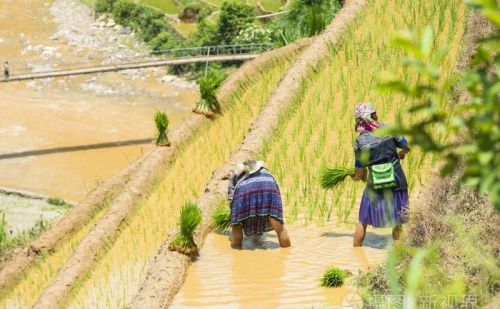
[233,160,264,177]
[355,102,380,133]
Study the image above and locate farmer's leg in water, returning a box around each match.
[353,223,367,247]
[231,225,243,249]
[270,217,291,247]
[392,224,402,240]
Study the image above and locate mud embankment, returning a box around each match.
[128,1,368,308]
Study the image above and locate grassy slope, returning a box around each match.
[258,0,465,225]
[66,57,294,307]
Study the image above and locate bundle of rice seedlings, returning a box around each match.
[320,166,355,189]
[168,202,202,256]
[193,70,226,117]
[321,267,349,287]
[154,111,170,146]
[211,204,231,233]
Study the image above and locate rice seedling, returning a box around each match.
[321,267,349,288]
[194,70,226,117]
[320,166,355,189]
[168,202,202,256]
[154,111,170,146]
[211,203,231,233]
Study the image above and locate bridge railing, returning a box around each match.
[150,43,273,58]
[7,44,274,77]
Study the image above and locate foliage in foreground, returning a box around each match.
[154,111,170,146]
[377,1,500,209]
[168,202,202,256]
[321,267,348,287]
[320,166,355,189]
[211,204,231,233]
[356,184,500,308]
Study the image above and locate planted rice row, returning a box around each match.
[259,0,466,224]
[66,57,295,308]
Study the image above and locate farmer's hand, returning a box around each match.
[398,151,406,160]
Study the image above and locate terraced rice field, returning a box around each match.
[0,0,469,307]
[260,0,466,224]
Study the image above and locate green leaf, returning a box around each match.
[421,26,434,56]
[482,8,500,25]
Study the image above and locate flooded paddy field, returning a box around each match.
[173,224,390,309]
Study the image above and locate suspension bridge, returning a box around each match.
[1,44,272,83]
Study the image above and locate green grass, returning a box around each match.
[138,0,182,14]
[0,213,50,258]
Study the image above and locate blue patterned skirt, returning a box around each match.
[359,188,409,228]
[230,171,284,236]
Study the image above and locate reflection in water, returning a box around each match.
[172,225,390,308]
[0,0,197,201]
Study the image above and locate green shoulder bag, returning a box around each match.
[370,162,397,190]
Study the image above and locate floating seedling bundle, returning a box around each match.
[320,166,355,189]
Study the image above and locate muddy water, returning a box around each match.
[172,224,390,308]
[0,0,197,201]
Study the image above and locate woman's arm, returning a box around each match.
[352,167,367,182]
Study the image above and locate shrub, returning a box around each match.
[189,19,218,46]
[111,0,138,26]
[154,111,170,146]
[233,25,273,45]
[321,267,348,287]
[180,2,214,22]
[150,31,182,51]
[168,202,202,256]
[95,0,115,12]
[215,2,256,45]
[211,204,231,233]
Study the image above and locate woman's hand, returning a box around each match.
[398,151,406,160]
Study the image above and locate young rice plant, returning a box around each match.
[168,202,202,256]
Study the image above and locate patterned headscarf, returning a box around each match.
[355,102,380,133]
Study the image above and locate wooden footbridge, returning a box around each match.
[1,44,272,83]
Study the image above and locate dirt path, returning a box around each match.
[128,1,368,307]
[28,39,309,308]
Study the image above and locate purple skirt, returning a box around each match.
[231,171,284,236]
[359,189,409,228]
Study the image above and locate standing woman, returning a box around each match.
[228,160,291,249]
[351,103,411,247]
